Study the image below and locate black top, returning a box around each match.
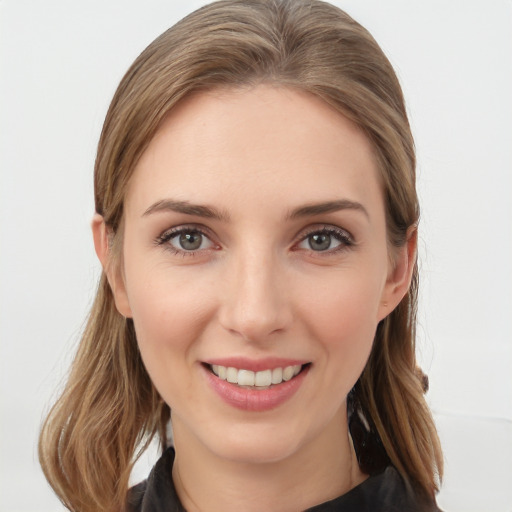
[126,447,441,512]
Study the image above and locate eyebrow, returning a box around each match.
[142,198,368,222]
[287,199,369,220]
[142,199,230,221]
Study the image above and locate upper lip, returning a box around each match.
[203,357,310,372]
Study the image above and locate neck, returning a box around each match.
[171,409,367,512]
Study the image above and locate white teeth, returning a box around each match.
[226,367,238,383]
[217,365,227,380]
[271,367,282,384]
[255,369,272,387]
[238,369,255,386]
[210,364,304,387]
[282,366,294,381]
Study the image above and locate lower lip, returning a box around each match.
[203,365,310,412]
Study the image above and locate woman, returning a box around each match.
[39,1,443,510]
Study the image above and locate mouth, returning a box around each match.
[202,360,311,411]
[205,363,310,389]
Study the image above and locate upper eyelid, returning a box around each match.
[294,224,353,242]
[159,223,215,238]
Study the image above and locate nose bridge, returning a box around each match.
[219,243,291,341]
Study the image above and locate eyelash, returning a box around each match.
[295,225,355,255]
[154,224,354,257]
[155,225,217,257]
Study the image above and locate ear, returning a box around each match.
[92,214,133,318]
[377,226,417,321]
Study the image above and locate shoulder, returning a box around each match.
[307,466,442,512]
[125,448,185,512]
[125,480,147,512]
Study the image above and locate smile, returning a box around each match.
[203,361,311,411]
[210,364,303,388]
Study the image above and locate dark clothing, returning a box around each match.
[126,447,441,512]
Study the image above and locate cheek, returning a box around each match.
[125,258,209,339]
[122,263,216,399]
[302,266,383,327]
[297,269,383,372]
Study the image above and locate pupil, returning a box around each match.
[309,233,331,251]
[179,232,202,250]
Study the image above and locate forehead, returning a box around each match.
[125,85,383,218]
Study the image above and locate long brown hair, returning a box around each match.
[39,1,443,510]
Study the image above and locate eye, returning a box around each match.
[156,227,216,255]
[174,231,207,251]
[295,226,353,253]
[306,233,337,251]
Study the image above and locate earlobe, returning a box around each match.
[378,227,417,321]
[91,214,133,318]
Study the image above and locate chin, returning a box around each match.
[200,419,313,466]
[216,439,300,466]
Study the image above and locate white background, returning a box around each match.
[1,1,511,511]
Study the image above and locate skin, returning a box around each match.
[93,85,416,512]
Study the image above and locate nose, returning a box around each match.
[218,247,292,343]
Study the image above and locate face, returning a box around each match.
[102,86,411,465]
